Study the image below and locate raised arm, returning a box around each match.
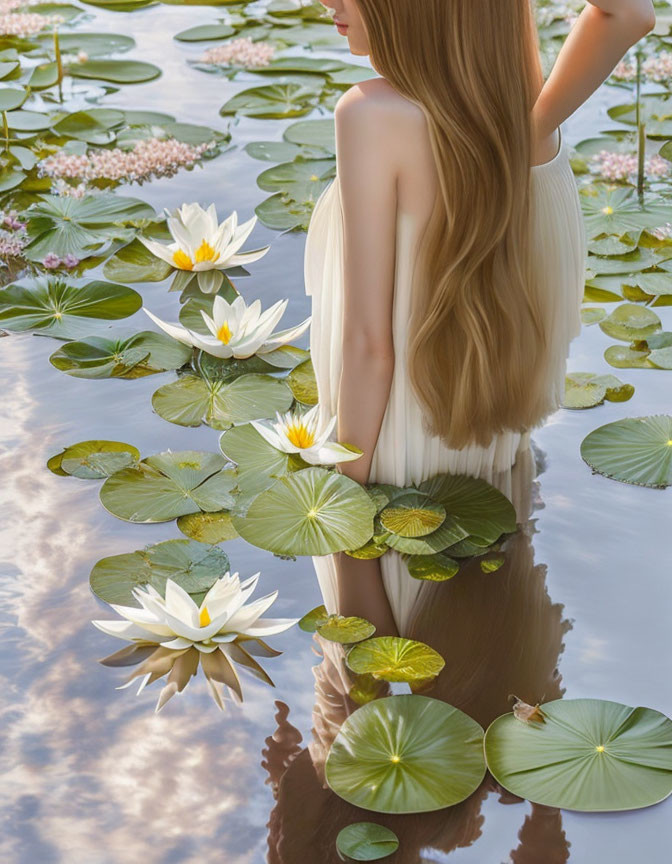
[533,0,656,138]
[333,86,399,486]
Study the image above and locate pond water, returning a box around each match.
[1,3,671,863]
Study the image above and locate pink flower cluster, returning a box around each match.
[0,10,63,35]
[37,137,217,185]
[612,53,672,83]
[536,3,580,28]
[42,252,79,270]
[52,178,89,198]
[0,231,26,258]
[200,37,275,68]
[589,149,672,181]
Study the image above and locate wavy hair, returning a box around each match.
[355,0,550,447]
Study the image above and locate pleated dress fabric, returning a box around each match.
[304,125,587,633]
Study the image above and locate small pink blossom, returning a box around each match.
[42,252,62,269]
[0,10,63,35]
[611,59,636,81]
[589,149,672,182]
[0,230,26,257]
[200,37,275,68]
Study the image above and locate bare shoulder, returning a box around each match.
[334,77,426,128]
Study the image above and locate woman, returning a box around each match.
[304,0,655,633]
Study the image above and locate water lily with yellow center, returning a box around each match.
[92,572,298,712]
[251,403,363,466]
[137,202,270,294]
[144,293,311,359]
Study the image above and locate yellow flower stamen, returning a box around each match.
[601,206,614,215]
[199,606,211,627]
[217,321,233,344]
[286,422,316,449]
[173,249,193,270]
[194,239,220,264]
[667,440,672,446]
[596,745,605,752]
[390,755,401,763]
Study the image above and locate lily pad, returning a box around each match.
[230,466,376,556]
[405,552,460,582]
[346,636,445,683]
[580,415,672,488]
[176,510,238,544]
[90,538,229,606]
[103,238,173,283]
[287,357,318,404]
[50,332,192,379]
[100,450,237,522]
[47,440,140,479]
[379,493,446,538]
[220,81,321,119]
[219,422,304,494]
[484,698,672,812]
[325,694,486,813]
[335,823,399,862]
[0,278,142,339]
[318,615,376,644]
[298,604,329,633]
[581,307,607,326]
[70,59,161,84]
[599,303,662,341]
[563,372,634,409]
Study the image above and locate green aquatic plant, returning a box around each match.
[93,571,298,711]
[484,697,672,812]
[335,822,399,862]
[49,331,192,378]
[325,694,486,814]
[599,302,662,341]
[177,510,239,544]
[605,331,672,369]
[0,276,141,338]
[345,636,445,684]
[99,449,237,522]
[562,372,634,409]
[581,414,672,488]
[47,439,140,478]
[298,606,376,644]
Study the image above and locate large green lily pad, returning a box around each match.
[335,823,399,862]
[563,372,634,409]
[176,510,238,544]
[325,695,486,813]
[346,636,445,683]
[100,450,237,522]
[49,332,192,379]
[599,303,662,341]
[0,278,141,339]
[379,493,446,538]
[47,439,140,479]
[90,538,229,606]
[231,466,377,555]
[484,698,672,812]
[581,415,672,488]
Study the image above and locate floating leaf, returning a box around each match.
[298,604,329,633]
[484,698,672,812]
[318,615,375,645]
[231,466,376,556]
[405,552,459,582]
[598,303,662,342]
[99,450,237,522]
[581,307,607,326]
[103,238,173,283]
[50,332,192,379]
[90,538,228,606]
[219,422,303,494]
[325,694,486,813]
[220,81,321,119]
[346,636,445,683]
[0,278,141,339]
[176,511,238,544]
[335,823,399,862]
[580,415,672,488]
[480,556,505,573]
[563,372,634,409]
[379,493,446,538]
[71,59,161,84]
[287,357,318,404]
[48,440,139,479]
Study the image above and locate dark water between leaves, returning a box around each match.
[1,5,671,863]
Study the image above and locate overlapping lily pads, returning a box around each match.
[484,698,672,812]
[605,332,672,370]
[325,695,486,813]
[0,277,142,339]
[47,439,140,479]
[581,415,672,488]
[90,538,229,606]
[345,636,445,683]
[50,331,192,378]
[100,450,237,522]
[562,372,634,409]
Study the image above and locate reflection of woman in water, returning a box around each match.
[264,453,572,863]
[305,0,653,634]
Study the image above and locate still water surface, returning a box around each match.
[0,5,671,862]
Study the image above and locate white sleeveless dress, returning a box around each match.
[304,125,587,632]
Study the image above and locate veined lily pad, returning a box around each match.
[219,422,305,495]
[298,604,329,633]
[484,698,672,812]
[325,695,486,813]
[0,277,142,339]
[480,556,505,573]
[220,81,322,119]
[151,372,293,429]
[335,823,399,862]
[318,615,375,644]
[580,187,672,238]
[100,450,237,522]
[580,415,672,488]
[417,473,517,543]
[103,238,173,283]
[346,636,445,683]
[379,493,446,538]
[90,538,228,606]
[47,440,139,479]
[50,332,192,379]
[287,357,318,404]
[230,466,376,556]
[599,303,662,341]
[176,510,238,544]
[563,372,634,409]
[405,552,460,582]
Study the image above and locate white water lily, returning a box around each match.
[93,572,298,712]
[138,202,270,294]
[251,403,363,466]
[144,294,310,359]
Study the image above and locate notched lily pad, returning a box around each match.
[345,636,445,683]
[317,615,376,644]
[335,823,399,862]
[48,439,140,479]
[580,415,672,488]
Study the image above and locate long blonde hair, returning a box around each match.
[355,0,550,448]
